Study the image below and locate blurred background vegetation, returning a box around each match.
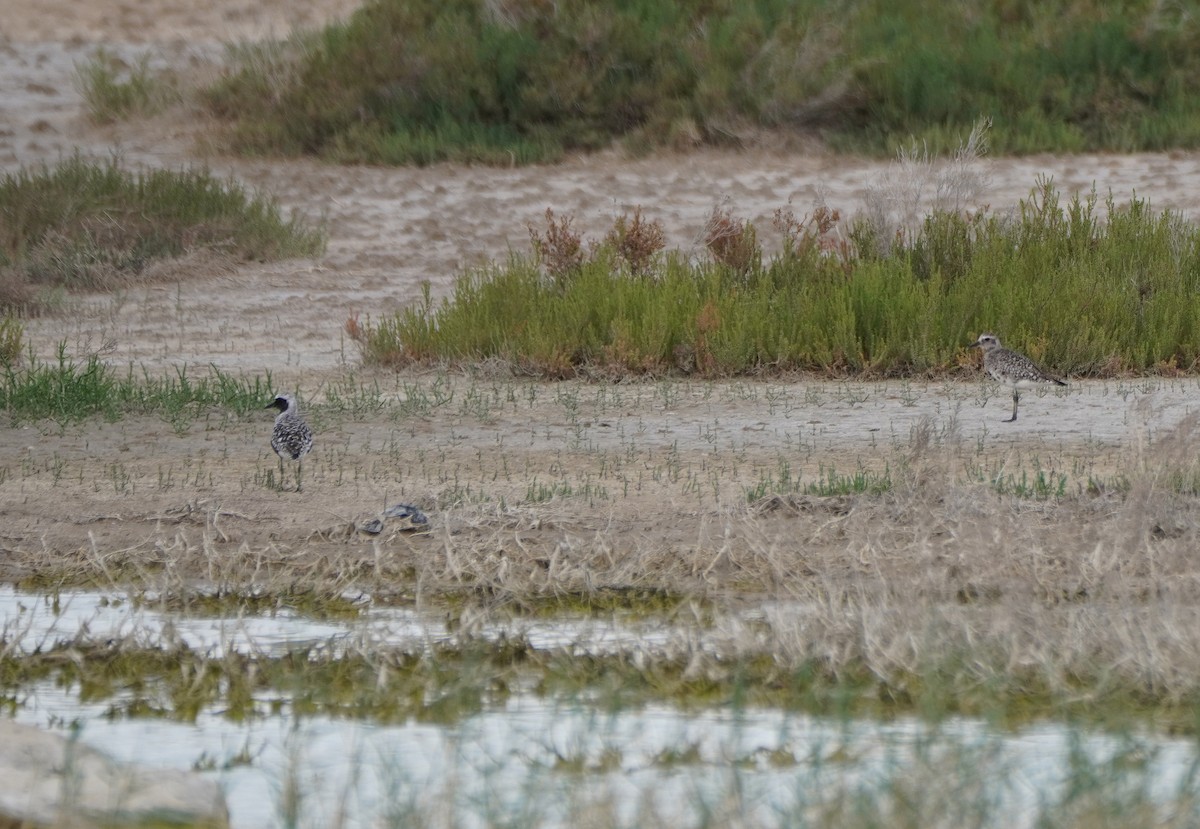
[193,0,1200,164]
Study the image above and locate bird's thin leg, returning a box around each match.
[1004,390,1019,423]
[296,459,303,493]
[277,456,285,488]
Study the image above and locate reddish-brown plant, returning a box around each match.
[528,208,583,283]
[604,207,665,277]
[703,206,759,275]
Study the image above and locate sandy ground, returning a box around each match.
[4,0,1200,588]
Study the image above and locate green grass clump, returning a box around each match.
[358,182,1200,379]
[74,48,180,124]
[0,316,22,364]
[204,0,732,163]
[836,0,1200,155]
[0,345,273,425]
[746,462,893,501]
[196,0,1200,163]
[988,469,1071,499]
[0,156,325,311]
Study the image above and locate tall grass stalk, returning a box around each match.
[0,316,22,364]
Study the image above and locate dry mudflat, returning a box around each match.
[3,0,1200,605]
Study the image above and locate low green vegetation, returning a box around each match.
[745,463,893,501]
[0,316,22,364]
[191,0,1200,163]
[358,182,1200,378]
[0,156,325,312]
[0,629,1194,731]
[0,346,272,425]
[74,48,180,123]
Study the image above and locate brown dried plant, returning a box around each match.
[703,206,760,275]
[528,208,584,283]
[0,267,35,313]
[343,312,366,345]
[691,299,721,376]
[773,202,851,273]
[603,207,666,277]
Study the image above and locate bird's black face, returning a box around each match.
[265,396,287,412]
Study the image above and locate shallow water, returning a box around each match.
[0,585,678,657]
[3,587,1199,828]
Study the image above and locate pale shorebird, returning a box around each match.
[265,393,313,490]
[972,333,1066,422]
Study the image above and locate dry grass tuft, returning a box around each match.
[773,199,849,266]
[703,204,761,275]
[859,117,992,256]
[0,269,36,313]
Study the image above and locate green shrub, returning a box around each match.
[359,183,1200,378]
[838,0,1200,154]
[207,0,718,162]
[199,0,1200,163]
[206,0,846,163]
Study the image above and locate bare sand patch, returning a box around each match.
[1,372,1198,602]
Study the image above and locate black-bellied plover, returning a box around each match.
[972,333,1066,422]
[265,393,313,490]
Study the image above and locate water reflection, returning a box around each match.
[0,585,675,657]
[3,587,1199,828]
